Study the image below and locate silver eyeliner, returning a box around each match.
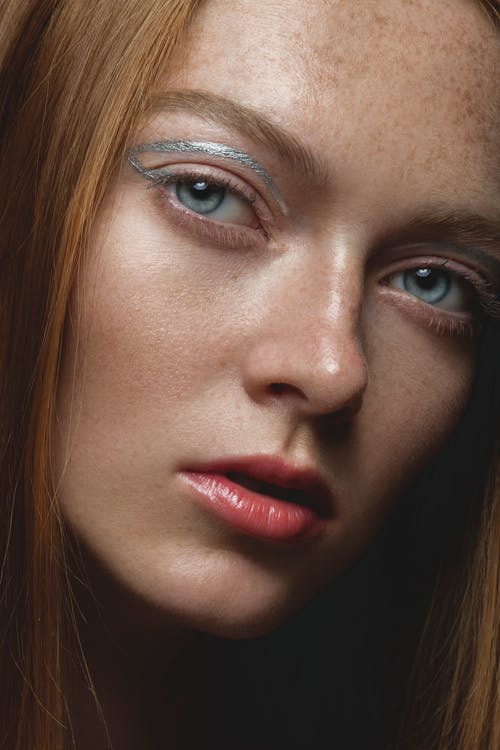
[126,140,287,213]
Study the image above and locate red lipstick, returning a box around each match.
[179,455,333,543]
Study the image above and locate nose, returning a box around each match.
[241,261,368,419]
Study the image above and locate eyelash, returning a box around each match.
[148,166,272,247]
[142,166,500,339]
[381,259,500,338]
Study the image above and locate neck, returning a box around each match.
[67,547,198,750]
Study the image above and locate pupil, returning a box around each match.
[403,267,451,305]
[415,268,437,289]
[191,181,212,196]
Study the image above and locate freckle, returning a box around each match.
[217,356,229,369]
[462,89,473,105]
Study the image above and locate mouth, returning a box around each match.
[224,471,331,518]
[180,455,335,542]
[181,469,331,542]
[182,453,334,519]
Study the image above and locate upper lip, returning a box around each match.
[183,454,334,518]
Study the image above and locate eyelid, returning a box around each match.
[380,254,499,301]
[375,241,500,283]
[380,253,486,283]
[149,163,261,206]
[151,163,274,233]
[126,141,288,215]
[378,254,500,331]
[140,164,276,250]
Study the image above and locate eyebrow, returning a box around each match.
[390,207,500,273]
[146,89,330,187]
[140,90,500,268]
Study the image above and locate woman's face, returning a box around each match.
[55,0,500,637]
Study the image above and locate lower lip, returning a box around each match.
[180,471,327,543]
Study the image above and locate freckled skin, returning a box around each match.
[55,0,499,641]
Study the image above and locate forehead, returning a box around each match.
[167,0,499,214]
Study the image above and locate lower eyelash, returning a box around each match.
[158,190,268,249]
[148,168,272,243]
[425,309,479,338]
[151,185,270,251]
[382,263,500,339]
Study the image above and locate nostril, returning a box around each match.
[270,383,287,395]
[243,339,367,415]
[269,382,302,397]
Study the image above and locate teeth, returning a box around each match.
[226,472,310,506]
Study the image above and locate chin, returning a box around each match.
[172,584,309,641]
[188,610,292,640]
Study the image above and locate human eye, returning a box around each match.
[127,145,277,249]
[151,164,267,230]
[142,163,274,248]
[390,266,471,311]
[382,256,500,337]
[164,173,254,223]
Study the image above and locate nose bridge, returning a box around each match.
[281,262,357,362]
[299,256,358,343]
[242,254,368,415]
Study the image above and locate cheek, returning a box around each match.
[347,300,476,505]
[65,236,222,418]
[54,205,252,497]
[309,304,478,579]
[370,300,476,420]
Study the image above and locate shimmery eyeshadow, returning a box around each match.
[127,140,287,213]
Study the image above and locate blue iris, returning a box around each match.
[403,268,451,304]
[176,181,225,215]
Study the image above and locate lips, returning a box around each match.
[225,461,333,515]
[179,455,334,542]
[225,472,315,506]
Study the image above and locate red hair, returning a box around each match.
[0,1,498,747]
